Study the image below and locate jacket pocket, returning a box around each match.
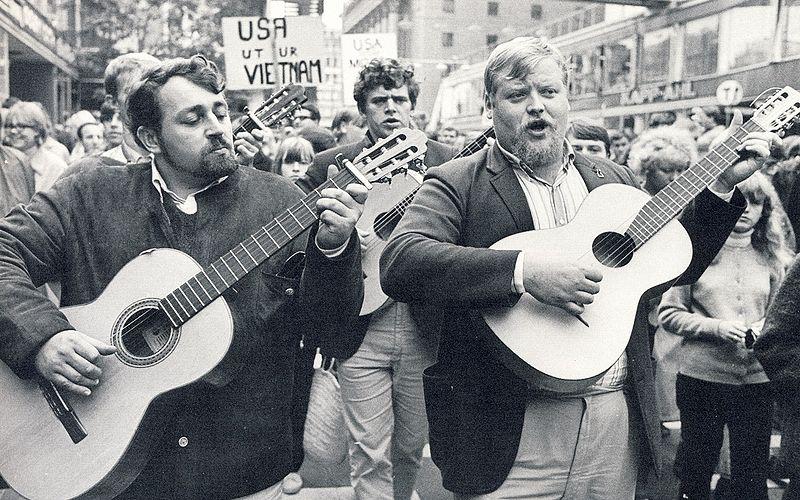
[422,362,457,469]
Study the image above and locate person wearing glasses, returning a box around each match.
[4,101,67,192]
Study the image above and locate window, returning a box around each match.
[641,28,670,83]
[487,34,498,46]
[721,0,774,69]
[442,32,454,47]
[782,0,800,57]
[488,1,498,16]
[531,4,542,20]
[683,16,718,77]
[442,0,454,14]
[569,48,600,95]
[603,38,635,90]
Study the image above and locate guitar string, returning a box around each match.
[580,126,750,269]
[120,143,424,338]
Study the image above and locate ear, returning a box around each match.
[484,93,493,119]
[136,126,162,155]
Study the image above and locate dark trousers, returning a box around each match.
[675,374,772,500]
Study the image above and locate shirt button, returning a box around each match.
[178,436,189,447]
[285,288,295,297]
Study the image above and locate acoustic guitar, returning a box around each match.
[0,129,428,500]
[481,86,800,393]
[358,127,496,314]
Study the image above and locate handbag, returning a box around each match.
[303,351,349,464]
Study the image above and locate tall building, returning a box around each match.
[342,0,587,114]
[0,0,80,120]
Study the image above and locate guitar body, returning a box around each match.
[0,249,233,500]
[482,184,693,393]
[357,171,423,315]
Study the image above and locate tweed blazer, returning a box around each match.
[381,144,745,494]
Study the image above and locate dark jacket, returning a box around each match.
[380,145,744,494]
[297,134,458,359]
[0,163,363,499]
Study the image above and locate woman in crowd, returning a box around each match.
[659,171,794,500]
[4,101,68,191]
[275,136,315,182]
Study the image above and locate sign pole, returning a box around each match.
[266,0,283,89]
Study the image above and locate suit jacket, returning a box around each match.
[380,144,745,494]
[297,134,458,359]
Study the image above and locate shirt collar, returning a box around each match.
[150,156,227,215]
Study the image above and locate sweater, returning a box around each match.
[659,230,776,385]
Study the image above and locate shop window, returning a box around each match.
[531,4,542,20]
[442,32,454,47]
[684,16,718,77]
[641,28,670,84]
[722,0,774,69]
[488,2,498,16]
[783,0,800,57]
[603,38,635,91]
[569,49,600,95]
[442,0,454,14]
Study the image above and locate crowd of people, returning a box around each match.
[0,35,799,500]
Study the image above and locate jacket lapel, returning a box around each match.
[487,145,535,231]
[574,153,617,191]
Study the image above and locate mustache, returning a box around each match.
[523,117,552,129]
[203,139,233,154]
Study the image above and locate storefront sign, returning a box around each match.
[620,81,697,106]
[221,16,325,90]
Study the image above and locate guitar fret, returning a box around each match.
[178,287,198,313]
[251,234,268,257]
[241,243,257,265]
[300,198,316,217]
[276,219,291,238]
[288,209,302,227]
[163,296,185,323]
[190,277,208,302]
[231,251,247,273]
[266,229,279,247]
[173,291,191,317]
[211,263,231,287]
[161,298,181,325]
[203,270,222,294]
[221,256,237,280]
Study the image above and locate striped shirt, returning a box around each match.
[500,141,628,393]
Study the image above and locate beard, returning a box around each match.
[510,121,563,171]
[160,135,239,182]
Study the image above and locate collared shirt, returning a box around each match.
[497,139,627,392]
[102,140,145,164]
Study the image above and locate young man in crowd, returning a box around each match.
[297,57,457,500]
[566,120,611,159]
[380,36,776,498]
[0,55,367,499]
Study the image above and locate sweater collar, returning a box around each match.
[725,228,754,248]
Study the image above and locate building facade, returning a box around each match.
[0,0,79,121]
[432,0,800,134]
[342,0,584,115]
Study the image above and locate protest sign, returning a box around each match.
[341,33,397,104]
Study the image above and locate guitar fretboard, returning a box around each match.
[383,127,495,222]
[626,121,758,248]
[158,168,359,327]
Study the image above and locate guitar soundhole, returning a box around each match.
[592,231,635,268]
[112,299,180,367]
[373,211,399,240]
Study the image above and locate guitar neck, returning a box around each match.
[158,168,359,328]
[390,127,496,219]
[627,121,758,248]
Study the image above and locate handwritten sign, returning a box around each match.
[222,16,325,90]
[341,33,397,105]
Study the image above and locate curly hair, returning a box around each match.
[353,58,419,114]
[125,55,225,150]
[626,126,698,176]
[737,171,795,273]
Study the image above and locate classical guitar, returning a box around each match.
[233,83,307,136]
[481,87,800,393]
[0,129,428,500]
[358,127,496,314]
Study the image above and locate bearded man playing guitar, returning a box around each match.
[296,58,456,500]
[381,37,779,499]
[0,55,367,499]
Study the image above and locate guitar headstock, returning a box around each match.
[751,86,800,133]
[351,129,428,184]
[236,84,308,134]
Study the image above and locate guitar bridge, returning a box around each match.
[39,377,87,444]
